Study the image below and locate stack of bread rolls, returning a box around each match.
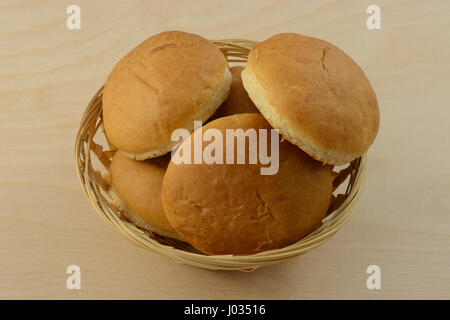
[102,31,379,256]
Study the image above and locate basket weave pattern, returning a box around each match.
[75,39,366,271]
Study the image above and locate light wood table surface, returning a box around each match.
[1,0,449,299]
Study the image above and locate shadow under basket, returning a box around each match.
[74,39,367,271]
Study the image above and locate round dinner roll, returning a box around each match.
[211,66,259,119]
[108,151,182,240]
[103,31,232,160]
[241,33,380,165]
[162,113,333,255]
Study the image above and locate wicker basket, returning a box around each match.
[74,39,366,271]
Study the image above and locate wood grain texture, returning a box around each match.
[1,0,449,299]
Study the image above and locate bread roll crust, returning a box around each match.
[212,66,259,119]
[109,151,182,240]
[103,31,231,159]
[162,113,333,255]
[242,33,379,165]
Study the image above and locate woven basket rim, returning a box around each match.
[74,39,366,271]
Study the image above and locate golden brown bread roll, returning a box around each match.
[212,66,259,119]
[242,33,380,165]
[103,31,231,160]
[109,151,182,240]
[162,113,333,255]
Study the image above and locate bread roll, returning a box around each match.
[109,151,182,240]
[103,31,231,160]
[242,33,379,165]
[212,66,259,119]
[162,113,333,255]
